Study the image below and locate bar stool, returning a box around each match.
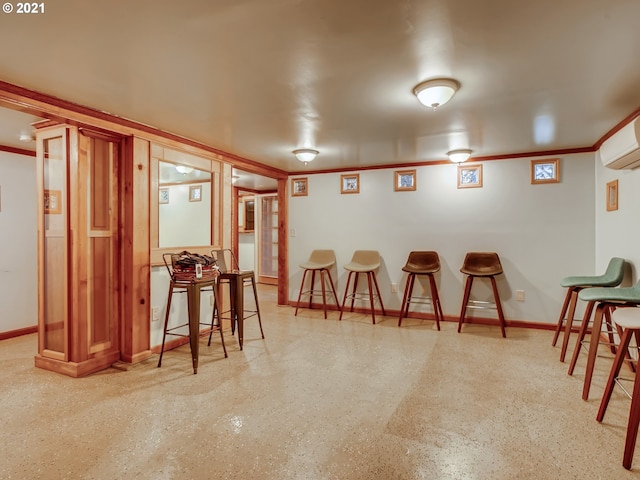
[596,307,640,470]
[339,250,386,324]
[213,249,264,350]
[295,249,339,319]
[398,251,443,330]
[458,252,506,337]
[157,253,227,372]
[552,257,625,363]
[568,280,640,400]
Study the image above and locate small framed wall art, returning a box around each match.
[606,179,618,211]
[189,185,202,202]
[43,189,62,214]
[531,158,560,184]
[341,173,360,194]
[159,188,169,204]
[394,169,416,192]
[291,177,308,197]
[457,164,483,189]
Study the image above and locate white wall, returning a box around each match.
[289,153,596,324]
[595,157,640,285]
[159,182,211,248]
[0,151,37,332]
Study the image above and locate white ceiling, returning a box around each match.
[1,0,640,182]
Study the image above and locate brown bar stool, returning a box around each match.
[295,250,339,319]
[339,250,386,324]
[157,253,227,370]
[458,252,506,337]
[398,251,443,330]
[596,307,640,470]
[551,257,625,363]
[213,249,264,349]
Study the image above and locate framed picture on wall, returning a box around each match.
[292,177,308,197]
[531,158,560,184]
[394,169,416,192]
[43,189,62,214]
[606,179,618,211]
[457,164,483,189]
[159,188,169,204]
[189,185,202,202]
[341,174,360,194]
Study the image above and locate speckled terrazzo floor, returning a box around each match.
[2,286,640,479]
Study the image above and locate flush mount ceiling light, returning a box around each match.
[447,149,473,163]
[413,78,460,110]
[19,133,35,142]
[293,148,319,164]
[175,165,194,174]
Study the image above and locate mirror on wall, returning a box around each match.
[158,161,212,248]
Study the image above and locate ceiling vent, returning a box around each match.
[598,117,640,169]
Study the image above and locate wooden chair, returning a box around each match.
[458,252,506,337]
[398,251,443,330]
[295,250,339,319]
[339,250,386,324]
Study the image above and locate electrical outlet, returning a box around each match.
[516,290,525,302]
[152,307,161,321]
[290,228,297,237]
[391,283,398,293]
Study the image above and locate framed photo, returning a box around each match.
[457,164,483,189]
[394,169,416,192]
[531,158,560,184]
[159,188,169,204]
[606,179,618,211]
[189,185,202,202]
[341,174,360,194]
[43,189,62,214]
[291,177,308,197]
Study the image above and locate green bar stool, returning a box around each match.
[569,279,640,400]
[552,257,625,363]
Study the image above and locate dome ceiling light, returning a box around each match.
[293,148,319,164]
[447,149,473,163]
[413,78,460,110]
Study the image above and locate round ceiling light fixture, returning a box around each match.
[447,149,473,163]
[413,78,460,110]
[175,165,194,174]
[293,148,319,164]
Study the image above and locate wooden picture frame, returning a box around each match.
[606,179,618,211]
[43,189,62,214]
[291,177,308,197]
[457,164,483,189]
[189,185,202,202]
[341,174,360,194]
[394,169,416,192]
[531,158,560,184]
[159,188,169,204]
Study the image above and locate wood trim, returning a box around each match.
[0,325,37,340]
[0,144,36,157]
[277,178,288,305]
[34,350,120,378]
[0,80,288,179]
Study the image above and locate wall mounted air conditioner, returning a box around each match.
[598,117,640,169]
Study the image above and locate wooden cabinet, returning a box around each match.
[35,125,123,377]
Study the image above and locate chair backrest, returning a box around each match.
[308,249,336,266]
[351,250,381,269]
[212,249,240,273]
[601,257,626,287]
[460,252,503,276]
[405,251,440,272]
